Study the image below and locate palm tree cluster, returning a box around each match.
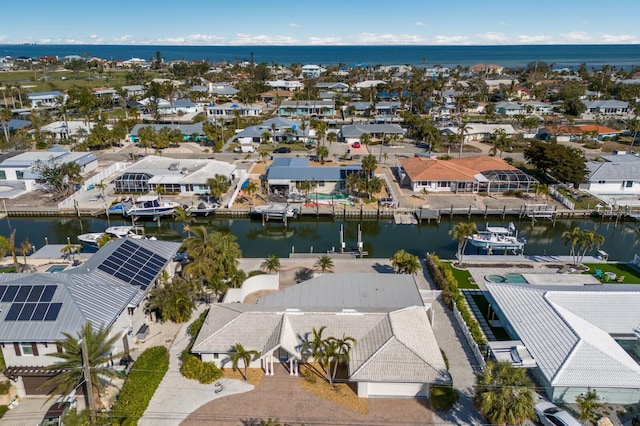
[389,249,421,274]
[345,154,383,200]
[302,326,356,385]
[474,361,535,425]
[449,222,478,265]
[32,159,83,198]
[561,226,605,267]
[0,230,32,272]
[146,272,196,323]
[181,225,243,301]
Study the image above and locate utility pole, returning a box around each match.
[80,338,96,424]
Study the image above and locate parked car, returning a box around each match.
[534,401,581,426]
[273,147,292,153]
[378,197,395,207]
[352,142,361,148]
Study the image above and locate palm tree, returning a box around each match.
[359,132,372,147]
[41,322,122,409]
[243,181,258,207]
[449,222,477,265]
[328,335,356,382]
[18,239,31,271]
[576,230,605,266]
[561,226,582,266]
[474,361,534,425]
[314,255,334,273]
[316,145,329,164]
[457,121,471,158]
[0,107,12,144]
[302,326,327,360]
[229,343,260,381]
[207,174,230,200]
[94,180,107,199]
[260,130,272,145]
[389,249,421,274]
[261,254,281,274]
[173,205,194,235]
[326,131,337,147]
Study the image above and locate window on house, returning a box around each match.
[626,181,634,188]
[0,170,6,180]
[213,353,219,359]
[20,343,35,356]
[128,307,135,315]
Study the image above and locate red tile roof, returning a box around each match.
[400,156,517,182]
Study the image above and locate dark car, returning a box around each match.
[273,147,292,153]
[40,399,75,426]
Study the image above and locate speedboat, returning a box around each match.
[467,222,526,253]
[125,196,180,218]
[252,203,298,218]
[77,226,145,248]
[186,201,220,216]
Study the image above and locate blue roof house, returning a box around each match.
[266,158,361,196]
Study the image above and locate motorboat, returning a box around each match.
[77,226,145,248]
[252,203,298,218]
[186,201,220,216]
[467,222,526,253]
[125,196,180,218]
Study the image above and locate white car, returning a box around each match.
[534,401,582,426]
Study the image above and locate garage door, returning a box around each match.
[366,382,429,397]
[23,376,56,395]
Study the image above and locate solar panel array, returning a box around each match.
[0,284,62,321]
[97,240,168,290]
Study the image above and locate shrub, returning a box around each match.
[430,385,459,411]
[110,346,169,425]
[179,352,223,384]
[187,309,209,340]
[440,350,450,371]
[0,380,10,395]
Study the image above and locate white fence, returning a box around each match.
[223,274,279,303]
[226,169,248,208]
[549,186,575,210]
[452,304,487,371]
[58,162,130,209]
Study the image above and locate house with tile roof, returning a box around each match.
[583,152,640,198]
[0,239,180,396]
[486,283,640,404]
[191,273,450,398]
[539,124,621,141]
[399,155,536,193]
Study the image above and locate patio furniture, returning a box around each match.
[593,269,604,278]
[604,271,617,281]
[616,275,625,283]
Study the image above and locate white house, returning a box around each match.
[582,100,629,115]
[278,100,335,117]
[583,152,640,200]
[266,80,304,91]
[339,123,405,143]
[40,120,98,141]
[487,283,640,404]
[442,123,517,142]
[191,273,450,398]
[28,91,66,109]
[0,239,180,396]
[206,102,263,120]
[301,64,326,78]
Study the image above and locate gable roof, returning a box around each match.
[586,154,640,181]
[486,283,640,388]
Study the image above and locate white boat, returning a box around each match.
[467,222,526,253]
[252,203,298,218]
[186,201,220,216]
[77,226,145,248]
[125,196,180,218]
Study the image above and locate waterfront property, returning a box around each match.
[440,124,517,143]
[338,123,405,143]
[0,238,180,397]
[278,100,335,117]
[191,273,450,398]
[539,124,622,141]
[232,117,311,144]
[265,158,361,198]
[129,123,206,141]
[486,283,640,404]
[399,155,537,194]
[583,152,640,201]
[112,155,236,194]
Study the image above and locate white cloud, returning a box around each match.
[477,32,508,44]
[415,22,424,27]
[307,37,342,45]
[289,23,299,28]
[433,35,469,45]
[518,35,553,44]
[560,31,592,43]
[355,32,425,45]
[0,35,7,42]
[601,34,638,44]
[152,34,226,45]
[112,35,134,44]
[230,33,298,45]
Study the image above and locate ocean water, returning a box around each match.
[1,44,640,69]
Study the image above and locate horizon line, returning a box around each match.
[1,43,640,47]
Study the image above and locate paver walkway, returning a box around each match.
[182,365,434,426]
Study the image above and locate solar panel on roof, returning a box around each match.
[96,240,168,289]
[1,285,18,302]
[14,286,32,302]
[18,303,37,321]
[5,303,22,321]
[44,303,62,321]
[0,286,7,301]
[40,285,56,302]
[27,285,45,303]
[31,303,49,321]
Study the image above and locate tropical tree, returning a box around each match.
[489,128,511,158]
[173,205,194,235]
[316,145,329,164]
[0,107,12,144]
[261,254,281,274]
[449,222,477,265]
[389,249,421,274]
[457,121,471,158]
[314,255,334,273]
[183,225,242,287]
[561,226,583,266]
[229,343,260,381]
[575,388,607,423]
[359,132,372,146]
[146,275,196,323]
[327,335,356,382]
[207,174,230,200]
[474,361,535,425]
[531,182,550,200]
[326,131,337,147]
[94,180,107,199]
[41,322,122,409]
[576,229,605,266]
[18,239,32,271]
[302,326,327,360]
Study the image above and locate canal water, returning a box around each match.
[1,216,638,261]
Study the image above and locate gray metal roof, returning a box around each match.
[0,239,180,342]
[339,124,404,138]
[257,273,423,309]
[266,164,361,182]
[486,283,640,389]
[587,155,640,181]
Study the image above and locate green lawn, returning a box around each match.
[448,264,479,289]
[470,294,511,341]
[582,263,640,283]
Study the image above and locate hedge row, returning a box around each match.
[426,254,487,345]
[110,346,169,425]
[180,309,223,384]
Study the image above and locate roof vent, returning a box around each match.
[168,163,179,171]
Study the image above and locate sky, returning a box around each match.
[2,0,639,46]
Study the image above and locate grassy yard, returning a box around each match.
[470,294,511,341]
[448,264,479,289]
[582,263,640,283]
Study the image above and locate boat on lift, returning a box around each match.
[186,200,221,216]
[125,195,180,218]
[467,222,526,253]
[77,225,145,248]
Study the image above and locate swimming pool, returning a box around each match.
[485,273,528,284]
[46,264,67,273]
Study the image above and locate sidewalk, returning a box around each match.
[139,304,253,426]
